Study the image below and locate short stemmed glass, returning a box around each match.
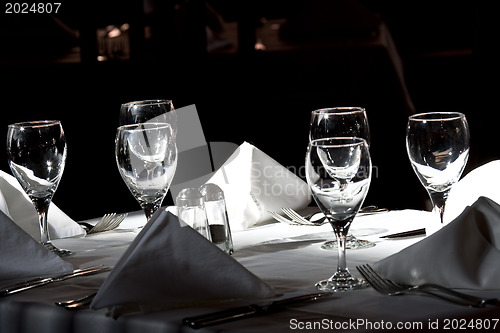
[115,122,177,221]
[119,99,177,135]
[6,120,72,257]
[406,112,470,225]
[306,137,371,291]
[310,107,374,250]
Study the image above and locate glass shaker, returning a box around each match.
[176,188,211,240]
[199,183,234,255]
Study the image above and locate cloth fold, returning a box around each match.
[0,209,74,280]
[374,196,500,290]
[205,142,311,230]
[90,209,275,313]
[0,170,85,240]
[445,160,500,223]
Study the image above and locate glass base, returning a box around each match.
[321,234,375,250]
[315,276,369,292]
[43,242,72,257]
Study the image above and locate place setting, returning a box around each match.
[1,101,500,332]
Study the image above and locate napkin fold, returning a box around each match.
[0,209,74,280]
[205,142,311,230]
[444,160,500,223]
[90,209,275,314]
[374,196,500,290]
[0,170,85,240]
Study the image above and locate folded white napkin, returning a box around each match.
[205,142,311,230]
[374,196,500,290]
[90,209,275,314]
[444,160,500,223]
[0,170,85,241]
[0,209,74,280]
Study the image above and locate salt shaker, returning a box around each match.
[199,183,234,255]
[175,188,211,240]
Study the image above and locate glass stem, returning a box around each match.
[31,196,52,246]
[428,189,450,224]
[142,202,160,221]
[335,231,347,274]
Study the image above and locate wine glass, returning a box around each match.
[406,112,470,225]
[310,107,370,143]
[6,120,71,257]
[309,107,374,250]
[306,137,371,291]
[119,99,177,136]
[115,122,177,221]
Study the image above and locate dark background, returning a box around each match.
[0,1,493,221]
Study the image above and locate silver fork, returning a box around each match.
[281,208,327,225]
[79,213,128,234]
[268,211,301,225]
[357,264,498,307]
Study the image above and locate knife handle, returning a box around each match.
[183,304,261,329]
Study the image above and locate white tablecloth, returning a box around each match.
[1,209,498,333]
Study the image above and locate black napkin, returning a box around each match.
[375,197,500,289]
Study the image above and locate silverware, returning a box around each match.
[0,265,112,296]
[55,292,97,309]
[78,213,128,234]
[357,264,498,307]
[380,228,426,239]
[183,292,333,328]
[270,206,388,226]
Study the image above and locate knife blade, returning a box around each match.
[182,292,333,329]
[380,228,426,239]
[0,265,112,296]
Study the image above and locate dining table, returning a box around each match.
[1,206,499,333]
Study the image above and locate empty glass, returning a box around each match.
[119,99,177,135]
[306,137,371,291]
[115,122,177,221]
[309,107,374,250]
[406,112,470,224]
[6,120,71,257]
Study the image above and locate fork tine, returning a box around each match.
[281,208,313,225]
[357,264,397,294]
[89,213,116,234]
[281,208,312,224]
[363,264,406,292]
[268,211,299,225]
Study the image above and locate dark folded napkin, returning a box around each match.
[374,197,500,290]
[90,210,275,315]
[0,210,73,281]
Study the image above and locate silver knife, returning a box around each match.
[380,228,426,239]
[183,292,333,329]
[0,265,112,296]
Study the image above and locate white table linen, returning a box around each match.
[0,208,498,333]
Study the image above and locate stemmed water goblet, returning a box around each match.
[309,107,374,250]
[306,137,371,291]
[406,112,470,225]
[115,122,177,221]
[6,120,72,257]
[119,99,176,127]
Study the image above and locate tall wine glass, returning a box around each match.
[119,99,177,136]
[306,137,371,291]
[406,112,469,225]
[115,123,177,220]
[310,107,374,250]
[6,120,71,257]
